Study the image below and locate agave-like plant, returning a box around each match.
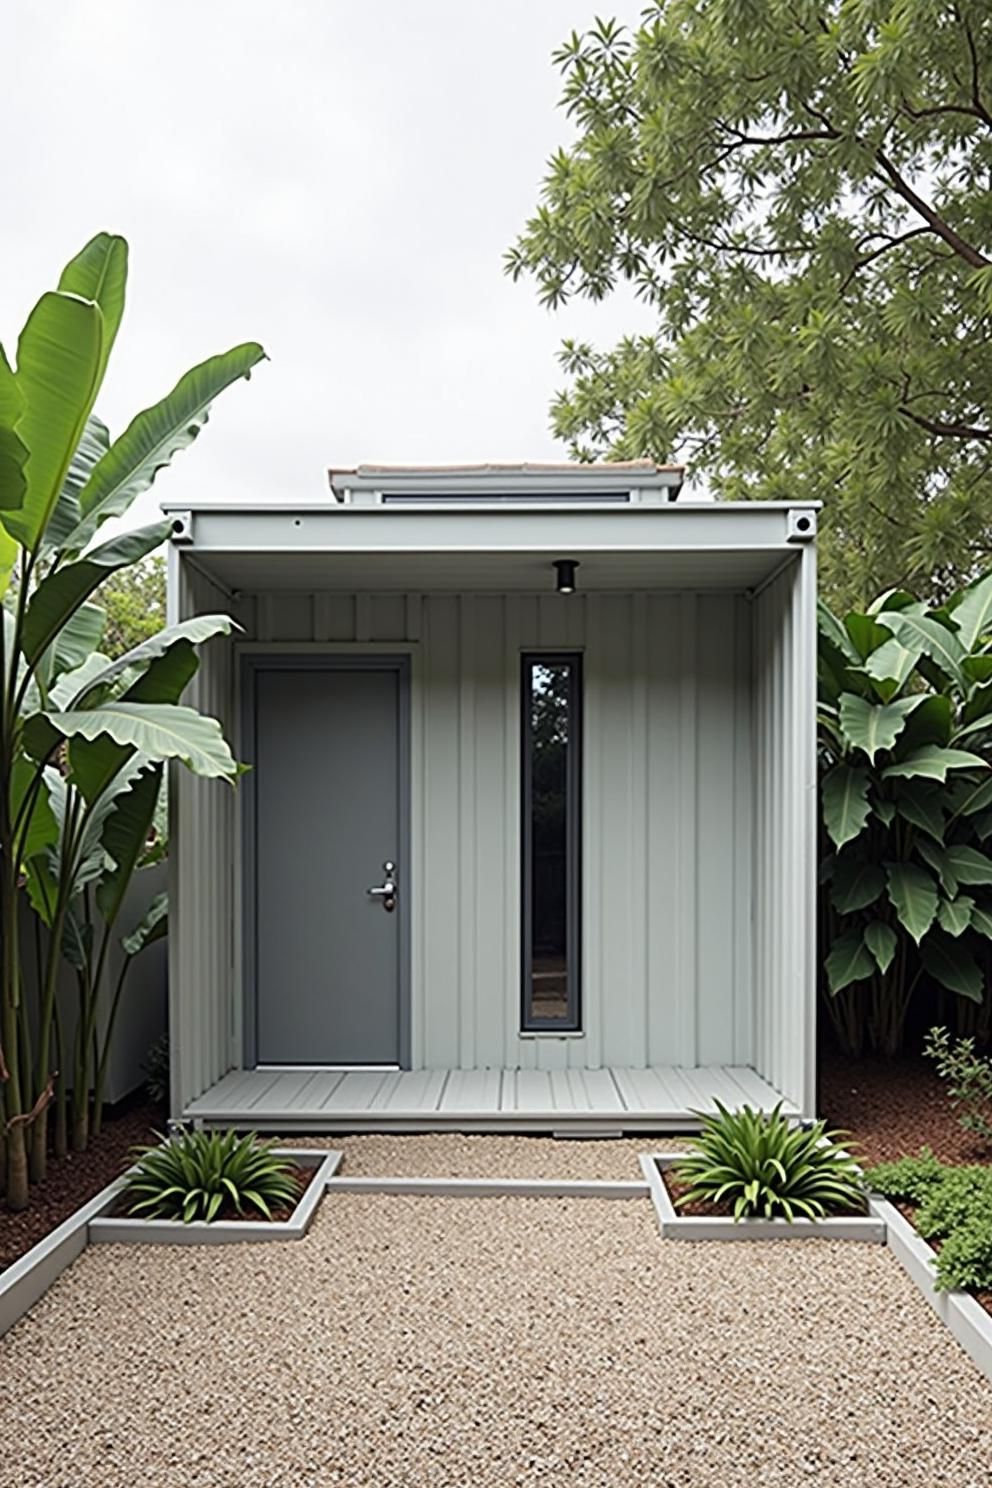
[673,1101,865,1221]
[122,1129,302,1224]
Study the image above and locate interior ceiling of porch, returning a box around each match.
[191,547,793,595]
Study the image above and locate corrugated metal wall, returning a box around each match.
[752,553,817,1114]
[169,559,244,1113]
[228,588,754,1075]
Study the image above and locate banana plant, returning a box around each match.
[0,232,264,1208]
[819,574,992,1056]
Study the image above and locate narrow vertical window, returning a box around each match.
[521,654,582,1031]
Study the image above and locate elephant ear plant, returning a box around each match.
[819,577,992,1055]
[673,1103,865,1221]
[0,232,264,1209]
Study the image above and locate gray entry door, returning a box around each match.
[251,662,405,1065]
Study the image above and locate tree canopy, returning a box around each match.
[507,1,992,606]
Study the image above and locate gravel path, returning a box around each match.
[329,1132,675,1179]
[3,1194,992,1487]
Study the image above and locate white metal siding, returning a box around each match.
[752,554,817,1113]
[228,588,754,1075]
[168,559,244,1112]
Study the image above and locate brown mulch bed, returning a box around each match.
[818,1046,990,1167]
[0,1098,160,1272]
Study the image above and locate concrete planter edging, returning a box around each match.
[641,1153,888,1242]
[325,1175,648,1199]
[0,1148,341,1338]
[88,1149,342,1245]
[873,1196,992,1385]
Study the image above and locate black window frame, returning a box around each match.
[520,652,583,1033]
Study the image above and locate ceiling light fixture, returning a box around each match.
[554,558,579,594]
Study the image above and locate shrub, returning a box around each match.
[924,1026,992,1146]
[866,1151,992,1292]
[673,1102,865,1221]
[122,1129,302,1223]
[863,1148,946,1205]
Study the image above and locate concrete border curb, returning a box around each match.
[873,1197,992,1384]
[325,1175,648,1198]
[641,1153,887,1241]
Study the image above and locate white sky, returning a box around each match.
[2,0,653,527]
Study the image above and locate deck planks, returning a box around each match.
[185,1064,798,1130]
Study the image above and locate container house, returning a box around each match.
[165,462,818,1132]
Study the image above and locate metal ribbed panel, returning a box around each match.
[751,552,817,1115]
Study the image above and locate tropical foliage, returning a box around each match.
[673,1102,865,1221]
[122,1129,301,1223]
[0,232,263,1208]
[99,555,166,657]
[507,3,992,605]
[866,1152,992,1291]
[819,573,992,1054]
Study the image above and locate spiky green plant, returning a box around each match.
[122,1129,301,1223]
[673,1102,866,1221]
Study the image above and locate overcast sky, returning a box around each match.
[3,1,651,524]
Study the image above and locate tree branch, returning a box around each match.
[873,148,991,267]
[898,406,992,441]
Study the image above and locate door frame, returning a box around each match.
[239,650,413,1070]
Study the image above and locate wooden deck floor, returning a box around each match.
[184,1065,797,1133]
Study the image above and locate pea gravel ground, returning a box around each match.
[3,1191,992,1487]
[332,1132,673,1179]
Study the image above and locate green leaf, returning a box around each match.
[0,524,17,600]
[864,920,897,975]
[938,895,975,937]
[896,695,952,753]
[882,747,988,783]
[39,701,239,782]
[969,904,992,939]
[57,233,127,393]
[44,414,109,555]
[876,613,965,688]
[7,291,105,550]
[68,615,236,709]
[0,343,28,513]
[864,635,922,699]
[885,861,939,944]
[844,612,891,661]
[962,655,992,686]
[830,856,885,913]
[838,692,922,763]
[21,522,168,666]
[9,753,57,863]
[96,764,163,924]
[51,602,107,679]
[821,764,871,849]
[916,837,957,895]
[818,601,859,663]
[72,342,265,546]
[921,931,984,1003]
[892,782,945,841]
[121,891,168,957]
[873,799,896,827]
[942,844,992,886]
[825,930,875,993]
[948,573,992,652]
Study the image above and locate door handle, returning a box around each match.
[367,860,397,912]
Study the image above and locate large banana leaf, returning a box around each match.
[0,525,17,599]
[49,652,113,710]
[837,692,922,763]
[877,612,966,688]
[21,521,168,666]
[44,414,109,555]
[6,291,105,550]
[821,763,871,848]
[885,861,939,944]
[882,746,988,782]
[64,342,265,551]
[864,634,922,700]
[51,602,107,679]
[121,891,167,957]
[948,572,992,653]
[921,930,983,1002]
[9,753,57,863]
[96,763,163,924]
[38,701,238,781]
[0,344,27,512]
[68,615,235,708]
[57,233,127,393]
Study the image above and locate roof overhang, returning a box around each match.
[162,501,819,596]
